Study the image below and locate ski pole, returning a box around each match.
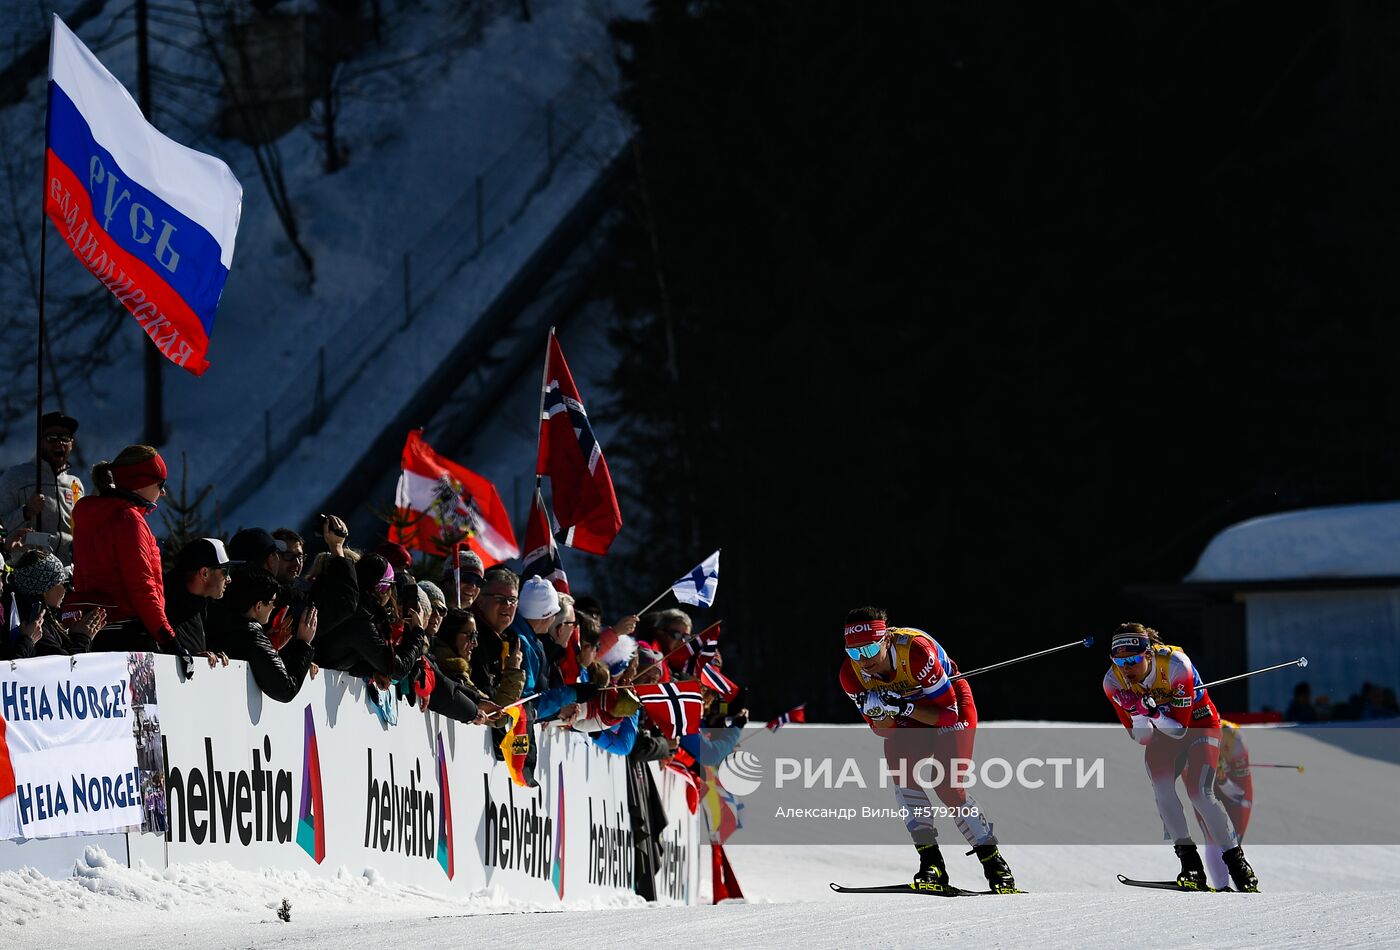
[1251,763,1305,773]
[1199,657,1307,691]
[951,636,1095,681]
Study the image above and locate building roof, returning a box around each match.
[1186,501,1400,582]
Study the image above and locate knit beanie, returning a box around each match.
[13,552,66,595]
[518,575,560,621]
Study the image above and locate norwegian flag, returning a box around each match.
[664,750,701,814]
[688,620,723,673]
[634,680,705,739]
[699,663,739,703]
[521,487,569,593]
[537,329,622,555]
[765,704,806,732]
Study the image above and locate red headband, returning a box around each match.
[843,619,886,647]
[111,453,167,491]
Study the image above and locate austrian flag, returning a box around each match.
[45,16,242,375]
[634,680,705,740]
[393,430,519,565]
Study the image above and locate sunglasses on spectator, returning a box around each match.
[278,551,305,562]
[482,593,518,606]
[373,580,394,594]
[1111,651,1148,667]
[459,573,484,587]
[43,434,74,444]
[845,641,883,661]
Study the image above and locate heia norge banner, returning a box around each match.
[0,653,163,839]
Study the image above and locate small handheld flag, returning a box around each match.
[766,704,806,731]
[671,549,720,608]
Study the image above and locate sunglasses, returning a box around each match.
[459,574,484,587]
[482,593,519,606]
[1111,652,1147,667]
[845,641,883,661]
[43,434,74,444]
[373,580,393,594]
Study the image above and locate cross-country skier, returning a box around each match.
[1103,622,1259,892]
[838,606,1019,894]
[1190,718,1253,890]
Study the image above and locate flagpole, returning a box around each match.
[530,327,553,543]
[35,27,55,535]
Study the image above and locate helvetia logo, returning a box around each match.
[297,705,325,863]
[716,750,763,796]
[436,733,453,879]
[482,775,553,880]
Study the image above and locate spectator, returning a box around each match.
[574,595,604,627]
[440,548,485,610]
[0,411,83,564]
[419,580,448,635]
[653,607,693,676]
[164,538,237,656]
[228,527,288,577]
[215,569,318,703]
[1285,682,1317,723]
[470,566,524,697]
[433,608,519,709]
[542,593,584,688]
[2,550,103,658]
[316,553,427,680]
[71,445,179,653]
[697,683,748,766]
[376,541,413,577]
[509,575,557,699]
[270,528,305,586]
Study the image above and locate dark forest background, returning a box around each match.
[591,0,1400,722]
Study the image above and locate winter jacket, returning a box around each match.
[1,591,90,658]
[163,574,210,655]
[469,619,527,706]
[70,492,173,647]
[593,711,640,756]
[0,456,83,564]
[315,603,425,679]
[506,616,547,694]
[430,640,525,706]
[219,618,315,704]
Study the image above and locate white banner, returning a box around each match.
[0,653,162,839]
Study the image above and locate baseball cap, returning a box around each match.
[175,538,242,572]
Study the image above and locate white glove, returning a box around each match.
[860,690,911,721]
[1129,713,1155,744]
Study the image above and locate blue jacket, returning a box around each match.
[592,711,639,756]
[507,616,548,695]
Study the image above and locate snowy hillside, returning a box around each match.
[0,0,636,538]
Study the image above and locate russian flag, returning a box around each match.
[45,15,242,376]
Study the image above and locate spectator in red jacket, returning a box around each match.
[71,445,177,653]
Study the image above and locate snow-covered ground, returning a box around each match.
[4,842,1399,948]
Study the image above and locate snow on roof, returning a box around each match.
[1185,501,1400,582]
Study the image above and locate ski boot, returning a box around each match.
[1222,846,1260,893]
[1173,842,1209,891]
[912,842,951,894]
[970,842,1021,894]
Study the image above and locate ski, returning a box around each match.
[829,882,992,897]
[1116,874,1216,893]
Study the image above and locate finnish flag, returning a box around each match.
[671,549,720,608]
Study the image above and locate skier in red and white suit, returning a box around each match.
[838,605,1018,894]
[1193,719,1253,890]
[1103,622,1259,892]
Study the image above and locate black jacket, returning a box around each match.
[163,575,210,655]
[220,618,315,703]
[2,591,89,658]
[316,603,425,679]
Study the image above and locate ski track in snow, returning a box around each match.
[4,843,1400,947]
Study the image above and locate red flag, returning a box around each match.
[536,330,622,555]
[634,680,705,739]
[680,620,723,674]
[699,663,740,702]
[711,841,745,902]
[766,704,806,731]
[392,430,519,565]
[664,757,700,814]
[521,487,569,593]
